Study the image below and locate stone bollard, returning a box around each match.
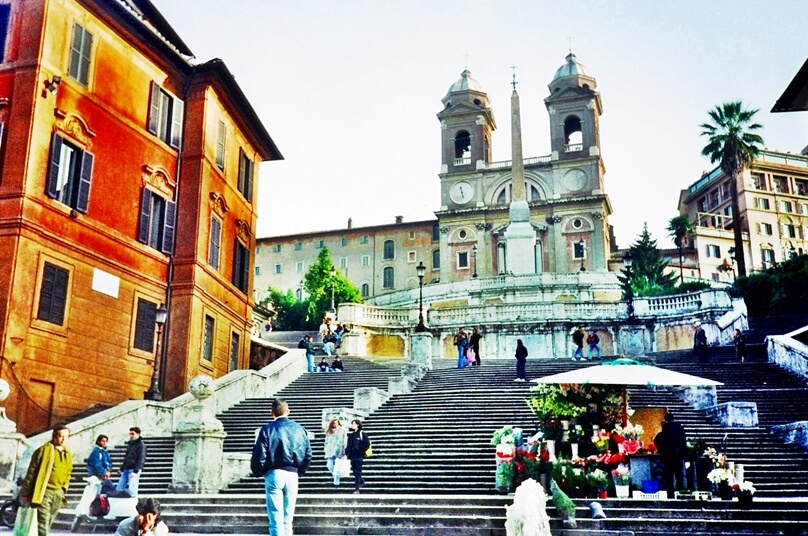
[354,387,390,414]
[401,363,428,381]
[171,375,227,493]
[409,332,433,370]
[674,385,718,411]
[0,380,29,493]
[321,408,367,433]
[388,376,417,395]
[712,402,758,428]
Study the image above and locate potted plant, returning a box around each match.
[586,468,609,499]
[734,480,755,508]
[707,468,735,500]
[613,422,644,455]
[611,464,632,498]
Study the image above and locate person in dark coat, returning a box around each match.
[346,419,371,494]
[693,322,708,364]
[654,411,688,495]
[469,328,482,367]
[514,339,528,382]
[117,427,146,496]
[733,328,747,362]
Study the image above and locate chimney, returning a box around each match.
[395,216,403,224]
[347,217,352,229]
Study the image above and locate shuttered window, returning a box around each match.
[202,315,215,361]
[229,331,240,371]
[68,24,92,86]
[238,149,254,202]
[37,263,69,325]
[215,121,226,169]
[45,133,94,212]
[209,216,222,269]
[147,82,184,149]
[133,298,157,352]
[232,239,250,293]
[137,188,176,254]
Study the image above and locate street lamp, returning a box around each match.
[472,244,478,278]
[415,261,427,332]
[145,303,168,401]
[623,253,635,323]
[578,239,586,272]
[329,266,337,314]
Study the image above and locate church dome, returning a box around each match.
[447,69,485,94]
[552,52,590,80]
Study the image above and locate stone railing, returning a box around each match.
[767,328,808,380]
[480,155,552,170]
[634,289,731,318]
[3,343,305,491]
[428,301,624,326]
[338,304,414,328]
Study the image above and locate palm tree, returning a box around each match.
[667,215,694,285]
[700,101,764,277]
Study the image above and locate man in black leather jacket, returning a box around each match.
[250,398,312,536]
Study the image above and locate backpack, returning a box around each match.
[89,493,110,517]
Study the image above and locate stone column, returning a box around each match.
[409,332,433,370]
[171,375,227,493]
[0,380,29,493]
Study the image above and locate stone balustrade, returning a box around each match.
[767,328,808,379]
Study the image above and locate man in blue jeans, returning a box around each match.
[117,427,146,496]
[251,398,312,536]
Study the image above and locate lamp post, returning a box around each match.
[623,254,635,323]
[415,261,427,332]
[329,266,337,314]
[145,303,168,401]
[578,239,586,272]
[472,244,478,278]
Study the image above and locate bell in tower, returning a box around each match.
[437,69,496,174]
[545,53,603,162]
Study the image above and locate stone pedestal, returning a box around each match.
[409,332,433,370]
[713,402,758,428]
[354,387,389,414]
[388,376,417,395]
[341,332,362,356]
[618,325,646,357]
[321,408,367,432]
[401,363,428,381]
[171,375,228,493]
[673,385,718,411]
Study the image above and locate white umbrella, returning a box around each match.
[531,358,722,425]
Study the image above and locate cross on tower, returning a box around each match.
[511,65,518,90]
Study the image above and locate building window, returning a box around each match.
[294,261,302,273]
[780,200,793,213]
[697,198,708,212]
[138,188,176,253]
[202,315,215,362]
[208,216,221,270]
[341,237,348,247]
[409,231,416,239]
[254,266,262,276]
[68,23,92,86]
[784,224,797,238]
[361,283,369,297]
[796,179,807,197]
[361,255,370,267]
[761,248,775,266]
[339,257,347,269]
[360,235,369,245]
[238,149,254,202]
[274,264,282,274]
[272,244,281,252]
[294,242,303,250]
[408,251,416,263]
[799,203,808,216]
[147,82,184,149]
[215,121,226,170]
[458,251,469,269]
[709,190,720,208]
[752,172,767,191]
[46,133,94,213]
[758,222,773,235]
[0,4,10,62]
[318,240,325,249]
[573,241,585,259]
[229,331,240,371]
[773,175,789,194]
[37,262,69,326]
[755,197,770,210]
[432,224,440,242]
[383,240,395,260]
[383,267,394,288]
[232,239,250,293]
[432,249,440,270]
[295,288,303,300]
[705,244,720,258]
[133,298,157,352]
[721,182,732,200]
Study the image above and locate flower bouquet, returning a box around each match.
[734,480,756,495]
[707,468,733,485]
[703,447,727,468]
[586,468,609,494]
[592,429,611,452]
[611,463,632,486]
[613,423,644,454]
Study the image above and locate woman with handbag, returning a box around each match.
[346,420,371,494]
[324,419,348,486]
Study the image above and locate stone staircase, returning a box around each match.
[57,354,808,535]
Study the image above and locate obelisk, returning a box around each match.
[504,73,536,274]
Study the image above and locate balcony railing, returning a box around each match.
[565,143,583,153]
[453,157,471,166]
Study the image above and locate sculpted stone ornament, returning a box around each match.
[176,375,222,433]
[189,375,214,401]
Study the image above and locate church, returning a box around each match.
[255,53,617,299]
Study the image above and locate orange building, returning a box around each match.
[0,0,281,434]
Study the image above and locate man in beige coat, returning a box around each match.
[21,425,73,536]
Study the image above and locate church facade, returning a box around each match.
[256,53,615,299]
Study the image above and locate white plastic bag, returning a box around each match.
[334,457,351,478]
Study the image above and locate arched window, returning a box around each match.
[564,116,582,149]
[495,183,543,204]
[432,249,440,270]
[383,267,394,288]
[383,240,395,260]
[454,130,471,159]
[361,283,369,297]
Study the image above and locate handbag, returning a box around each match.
[14,506,38,536]
[364,445,373,458]
[333,457,351,478]
[467,348,476,364]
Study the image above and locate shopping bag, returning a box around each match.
[14,506,38,536]
[334,457,351,478]
[466,348,476,364]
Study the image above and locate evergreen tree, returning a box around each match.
[622,224,677,297]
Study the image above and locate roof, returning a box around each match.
[552,52,590,80]
[772,57,808,113]
[446,69,485,95]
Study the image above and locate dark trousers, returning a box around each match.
[516,359,526,379]
[350,457,364,489]
[662,457,687,494]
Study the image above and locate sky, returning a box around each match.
[151,0,807,249]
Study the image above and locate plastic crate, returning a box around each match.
[632,490,668,500]
[674,491,712,501]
